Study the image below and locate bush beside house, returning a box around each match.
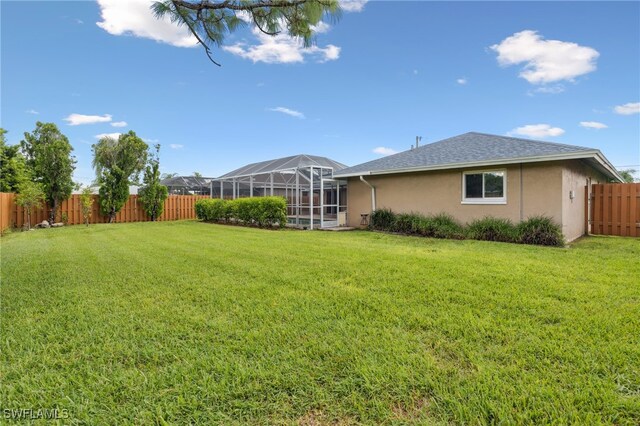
[370,209,564,247]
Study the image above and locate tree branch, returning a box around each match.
[161,0,338,66]
[252,11,280,36]
[171,0,316,13]
[171,0,222,66]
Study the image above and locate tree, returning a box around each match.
[152,0,340,65]
[139,145,169,221]
[618,169,638,183]
[92,131,148,223]
[79,185,94,226]
[0,128,30,193]
[15,181,45,230]
[21,122,76,222]
[193,171,203,178]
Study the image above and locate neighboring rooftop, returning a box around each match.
[160,176,213,195]
[160,176,213,188]
[217,154,348,180]
[335,132,621,181]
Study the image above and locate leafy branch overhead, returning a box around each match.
[152,0,341,65]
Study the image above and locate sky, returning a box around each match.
[1,0,639,184]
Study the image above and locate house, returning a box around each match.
[160,176,214,196]
[333,132,623,241]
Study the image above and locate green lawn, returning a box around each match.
[1,221,639,424]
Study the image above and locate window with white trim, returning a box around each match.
[462,170,506,204]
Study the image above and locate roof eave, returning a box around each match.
[334,151,621,180]
[593,151,624,182]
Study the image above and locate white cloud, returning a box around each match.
[169,144,183,149]
[96,0,197,48]
[373,147,398,156]
[268,107,305,119]
[64,113,112,126]
[614,102,640,115]
[510,124,565,138]
[490,30,599,84]
[95,132,121,140]
[579,121,608,130]
[224,25,340,64]
[457,78,467,85]
[76,19,84,24]
[25,109,39,115]
[321,45,341,62]
[111,121,127,127]
[311,21,331,34]
[340,0,369,12]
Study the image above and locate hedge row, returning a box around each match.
[195,197,287,228]
[370,209,564,246]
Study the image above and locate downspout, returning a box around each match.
[359,175,376,212]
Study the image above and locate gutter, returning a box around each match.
[359,175,376,212]
[594,151,625,182]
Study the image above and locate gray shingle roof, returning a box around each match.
[335,132,598,177]
[218,154,347,179]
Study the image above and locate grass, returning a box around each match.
[1,221,639,424]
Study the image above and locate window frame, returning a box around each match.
[461,169,507,205]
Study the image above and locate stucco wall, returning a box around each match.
[345,161,579,237]
[559,160,609,242]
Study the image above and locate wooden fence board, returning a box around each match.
[0,193,208,232]
[611,184,616,234]
[590,183,640,237]
[584,185,589,235]
[620,184,629,236]
[629,184,636,236]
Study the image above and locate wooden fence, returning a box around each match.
[589,183,639,237]
[0,193,208,233]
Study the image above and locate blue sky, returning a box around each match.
[2,1,639,184]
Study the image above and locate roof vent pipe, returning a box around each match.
[359,175,376,212]
[416,136,422,148]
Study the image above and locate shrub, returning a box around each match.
[516,216,564,247]
[195,199,209,220]
[370,210,464,239]
[393,212,417,234]
[195,197,287,228]
[259,197,287,228]
[195,198,209,220]
[222,200,235,223]
[370,208,396,231]
[233,198,255,224]
[428,213,465,239]
[209,199,228,221]
[410,215,434,237]
[467,217,516,243]
[195,198,227,221]
[79,186,93,226]
[367,208,562,247]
